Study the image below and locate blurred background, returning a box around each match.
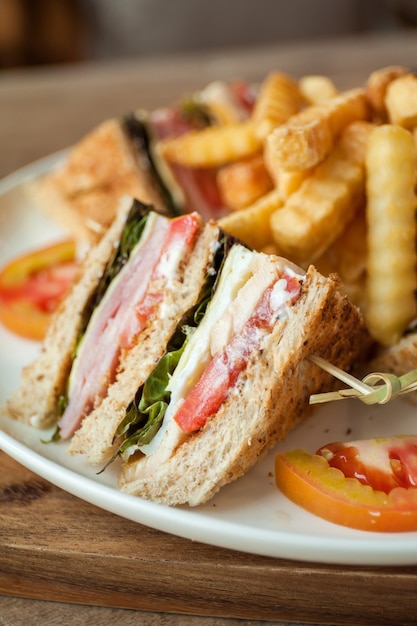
[0,0,416,70]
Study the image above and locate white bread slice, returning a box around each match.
[32,117,172,244]
[370,332,417,405]
[68,220,222,463]
[118,266,370,506]
[4,195,135,428]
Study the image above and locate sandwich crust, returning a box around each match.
[118,266,370,506]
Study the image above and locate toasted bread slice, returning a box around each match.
[33,117,175,243]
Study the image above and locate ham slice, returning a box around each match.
[58,212,201,439]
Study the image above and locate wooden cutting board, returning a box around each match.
[1,450,417,625]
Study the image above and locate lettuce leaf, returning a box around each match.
[114,342,186,453]
[58,200,152,417]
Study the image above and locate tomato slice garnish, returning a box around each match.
[317,437,417,492]
[0,240,77,341]
[275,436,417,533]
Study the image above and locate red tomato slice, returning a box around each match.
[317,437,417,492]
[0,240,77,341]
[174,348,247,433]
[163,212,201,248]
[119,213,201,349]
[174,276,301,433]
[275,437,417,532]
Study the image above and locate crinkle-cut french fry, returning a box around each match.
[251,72,304,140]
[365,124,417,346]
[218,189,282,251]
[336,120,376,165]
[298,75,338,105]
[365,65,408,121]
[273,164,314,201]
[266,88,370,172]
[268,109,375,201]
[159,121,262,168]
[328,207,367,285]
[315,207,367,288]
[263,136,314,199]
[217,155,274,211]
[313,246,367,310]
[276,168,314,200]
[385,74,417,129]
[326,89,370,136]
[270,121,370,265]
[198,81,250,125]
[342,277,367,312]
[266,112,333,173]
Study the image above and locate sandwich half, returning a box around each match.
[32,115,182,244]
[106,246,368,506]
[5,197,226,440]
[33,81,253,243]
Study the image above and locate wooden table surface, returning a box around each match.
[2,31,417,626]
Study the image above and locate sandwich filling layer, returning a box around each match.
[58,208,202,439]
[117,246,303,476]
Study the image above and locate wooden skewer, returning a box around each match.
[307,354,417,406]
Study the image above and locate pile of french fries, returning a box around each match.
[159,66,417,348]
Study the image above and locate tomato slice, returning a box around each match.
[174,346,248,433]
[174,274,301,433]
[275,436,417,532]
[317,437,417,492]
[0,240,77,341]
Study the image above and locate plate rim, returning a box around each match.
[1,151,417,567]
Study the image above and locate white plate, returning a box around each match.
[1,155,417,567]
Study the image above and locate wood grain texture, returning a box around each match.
[1,451,417,625]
